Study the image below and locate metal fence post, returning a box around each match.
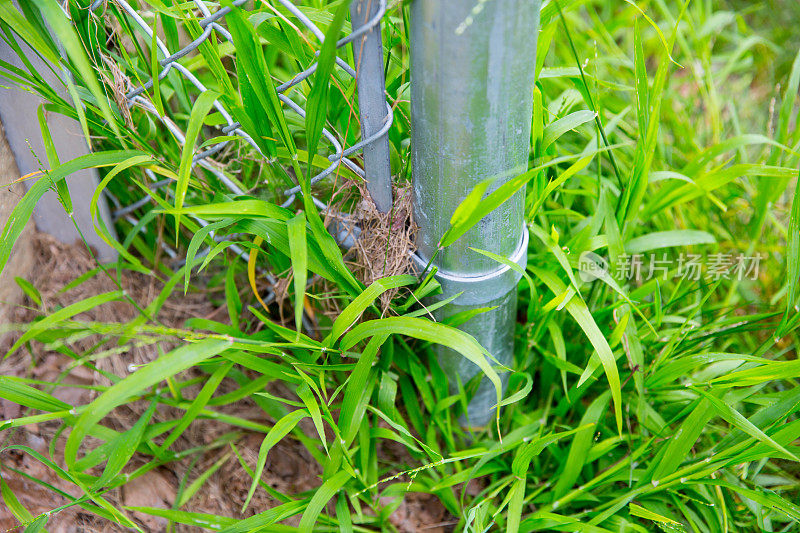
[350,0,393,213]
[410,0,541,426]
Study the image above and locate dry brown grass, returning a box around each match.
[351,183,417,310]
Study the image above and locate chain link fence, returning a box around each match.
[89,0,392,300]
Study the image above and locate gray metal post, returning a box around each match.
[0,28,117,263]
[350,0,393,213]
[411,0,540,426]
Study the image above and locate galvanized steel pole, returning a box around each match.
[350,0,393,213]
[411,0,540,426]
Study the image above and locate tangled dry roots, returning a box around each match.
[347,183,418,310]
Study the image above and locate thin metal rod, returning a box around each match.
[350,0,393,213]
[411,0,540,426]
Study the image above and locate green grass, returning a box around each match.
[1,0,800,531]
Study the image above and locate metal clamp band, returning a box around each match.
[411,224,529,307]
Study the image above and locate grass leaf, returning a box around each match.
[174,90,220,239]
[341,317,504,429]
[325,275,417,346]
[65,338,231,468]
[287,212,308,338]
[692,387,799,461]
[530,267,622,434]
[242,409,308,512]
[32,0,121,138]
[298,470,352,532]
[0,151,144,274]
[304,0,350,182]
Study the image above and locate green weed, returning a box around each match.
[0,0,798,531]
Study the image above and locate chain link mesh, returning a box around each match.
[90,0,391,284]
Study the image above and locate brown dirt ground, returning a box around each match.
[0,233,451,532]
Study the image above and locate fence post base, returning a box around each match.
[410,0,541,425]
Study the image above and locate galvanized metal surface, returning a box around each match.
[350,0,393,213]
[437,290,518,423]
[410,225,528,307]
[411,0,541,425]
